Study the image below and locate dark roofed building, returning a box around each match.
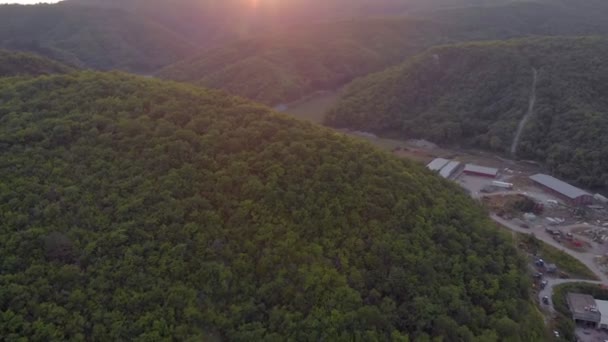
[567,293,600,327]
[463,164,498,178]
[530,174,593,206]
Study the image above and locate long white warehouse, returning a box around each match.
[426,158,450,172]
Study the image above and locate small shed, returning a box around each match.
[463,164,498,178]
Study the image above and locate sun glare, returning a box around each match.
[248,0,284,10]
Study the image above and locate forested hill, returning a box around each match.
[326,36,608,188]
[0,50,74,77]
[157,17,447,106]
[61,0,515,46]
[158,1,608,106]
[0,72,544,340]
[0,4,196,73]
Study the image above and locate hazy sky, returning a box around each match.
[0,0,62,3]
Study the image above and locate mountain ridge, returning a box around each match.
[0,49,75,77]
[0,4,196,72]
[158,1,608,105]
[0,71,544,341]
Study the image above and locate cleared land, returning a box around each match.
[285,90,340,123]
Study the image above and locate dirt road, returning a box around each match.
[510,68,538,156]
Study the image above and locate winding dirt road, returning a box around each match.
[510,68,538,156]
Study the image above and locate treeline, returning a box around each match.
[159,1,608,105]
[326,36,608,188]
[0,4,195,72]
[0,72,544,341]
[63,0,517,45]
[158,17,447,105]
[0,50,74,77]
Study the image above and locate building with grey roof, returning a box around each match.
[439,161,461,179]
[426,158,450,172]
[463,164,498,178]
[530,174,593,206]
[567,293,601,327]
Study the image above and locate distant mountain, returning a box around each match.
[158,17,447,105]
[0,71,544,341]
[0,49,74,77]
[326,36,608,188]
[62,0,516,46]
[158,1,608,105]
[0,4,196,72]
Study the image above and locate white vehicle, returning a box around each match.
[492,181,513,189]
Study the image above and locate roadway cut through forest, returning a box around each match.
[511,68,538,156]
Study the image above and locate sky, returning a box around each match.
[0,0,62,3]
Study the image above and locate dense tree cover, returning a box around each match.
[0,72,544,341]
[326,37,608,188]
[158,1,608,105]
[0,50,74,78]
[0,4,196,72]
[158,18,447,106]
[62,0,516,46]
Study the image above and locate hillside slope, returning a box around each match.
[158,18,446,105]
[0,72,544,340]
[63,0,515,46]
[0,4,196,72]
[159,1,608,105]
[0,50,74,77]
[326,37,608,188]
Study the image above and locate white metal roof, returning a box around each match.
[426,158,450,171]
[595,299,608,327]
[530,174,590,200]
[440,161,460,178]
[464,164,498,176]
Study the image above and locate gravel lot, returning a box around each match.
[575,325,608,342]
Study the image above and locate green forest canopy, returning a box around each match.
[0,72,544,341]
[0,4,196,72]
[159,1,608,105]
[326,36,608,188]
[0,50,74,77]
[62,0,517,45]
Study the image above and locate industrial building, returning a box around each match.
[463,164,499,178]
[426,158,450,172]
[426,158,461,179]
[530,174,593,206]
[596,300,608,329]
[439,161,461,179]
[567,293,601,327]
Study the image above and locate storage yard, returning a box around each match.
[419,148,608,277]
